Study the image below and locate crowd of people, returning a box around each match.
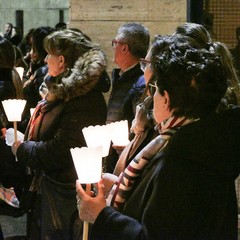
[0,21,240,240]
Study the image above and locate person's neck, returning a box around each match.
[119,56,139,72]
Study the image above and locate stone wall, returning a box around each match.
[0,0,186,72]
[0,0,69,37]
[69,0,186,100]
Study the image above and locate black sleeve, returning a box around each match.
[95,70,111,93]
[90,207,145,240]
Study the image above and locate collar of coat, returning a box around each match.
[43,48,107,102]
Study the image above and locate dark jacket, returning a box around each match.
[90,107,240,240]
[21,62,49,132]
[23,63,48,109]
[0,68,17,183]
[106,64,145,173]
[0,67,26,197]
[107,63,145,126]
[0,68,16,99]
[0,68,16,129]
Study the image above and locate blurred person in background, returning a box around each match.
[0,36,26,213]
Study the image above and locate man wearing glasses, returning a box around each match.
[106,22,150,173]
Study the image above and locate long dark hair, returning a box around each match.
[32,26,55,63]
[0,36,15,68]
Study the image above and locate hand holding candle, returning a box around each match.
[71,146,103,240]
[76,179,106,224]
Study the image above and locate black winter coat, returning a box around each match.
[90,107,240,240]
[107,64,145,126]
[17,90,107,183]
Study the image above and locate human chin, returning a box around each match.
[112,55,117,64]
[48,70,57,77]
[153,106,168,124]
[47,71,54,77]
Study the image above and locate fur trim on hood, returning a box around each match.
[41,48,107,102]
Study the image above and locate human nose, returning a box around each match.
[44,54,49,63]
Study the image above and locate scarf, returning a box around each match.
[113,96,154,176]
[24,99,48,192]
[107,115,198,210]
[25,99,64,192]
[26,99,63,141]
[27,100,47,140]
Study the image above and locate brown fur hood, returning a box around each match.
[41,48,107,102]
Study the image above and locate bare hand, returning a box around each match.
[1,128,6,138]
[11,141,22,155]
[112,144,126,155]
[102,173,119,197]
[76,179,107,223]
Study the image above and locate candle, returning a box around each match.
[82,124,112,157]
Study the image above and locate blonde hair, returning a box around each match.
[44,29,96,69]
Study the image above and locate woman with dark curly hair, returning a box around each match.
[77,34,240,240]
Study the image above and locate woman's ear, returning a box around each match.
[58,55,65,68]
[163,90,170,110]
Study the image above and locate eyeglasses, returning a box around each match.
[112,39,126,47]
[140,58,151,72]
[148,83,157,96]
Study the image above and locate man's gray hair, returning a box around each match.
[117,22,150,58]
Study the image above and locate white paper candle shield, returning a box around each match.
[109,120,130,146]
[30,108,36,116]
[16,67,24,81]
[82,125,112,157]
[70,146,102,184]
[2,99,27,122]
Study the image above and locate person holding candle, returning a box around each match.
[105,22,150,173]
[76,34,240,239]
[0,37,23,130]
[1,28,55,212]
[103,22,240,204]
[11,29,108,240]
[0,36,25,209]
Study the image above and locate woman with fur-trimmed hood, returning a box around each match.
[11,29,108,240]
